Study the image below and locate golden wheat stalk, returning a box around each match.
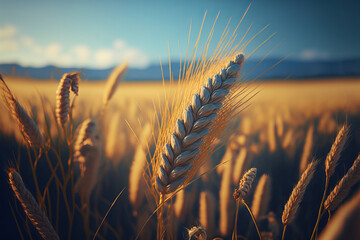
[325,124,349,178]
[233,168,257,200]
[251,174,272,220]
[232,147,252,185]
[154,53,245,195]
[324,153,360,211]
[282,160,318,226]
[0,74,44,148]
[129,123,152,211]
[102,62,128,109]
[9,170,59,240]
[318,190,360,240]
[56,72,81,126]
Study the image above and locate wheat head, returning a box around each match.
[154,53,245,195]
[0,74,44,148]
[9,169,59,240]
[299,124,314,175]
[233,167,257,200]
[282,160,318,226]
[199,191,216,238]
[251,174,272,220]
[325,124,349,178]
[74,118,97,162]
[56,72,81,126]
[324,153,360,211]
[188,226,207,240]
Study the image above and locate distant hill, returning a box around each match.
[1,58,360,81]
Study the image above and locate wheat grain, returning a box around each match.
[0,74,44,148]
[9,170,59,240]
[319,190,360,240]
[324,153,360,211]
[251,174,272,220]
[154,53,245,195]
[282,160,318,226]
[233,168,257,200]
[325,124,349,178]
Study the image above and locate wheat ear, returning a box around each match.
[282,160,318,226]
[251,174,272,220]
[199,191,216,238]
[325,124,349,178]
[299,124,314,175]
[188,226,207,240]
[56,72,80,126]
[73,118,97,162]
[318,190,360,240]
[233,168,257,200]
[324,153,360,211]
[9,170,59,240]
[154,53,245,195]
[0,74,44,148]
[102,62,128,110]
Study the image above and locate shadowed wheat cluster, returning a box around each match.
[1,11,360,240]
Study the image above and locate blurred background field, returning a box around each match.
[0,76,359,239]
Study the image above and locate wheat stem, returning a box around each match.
[242,199,262,240]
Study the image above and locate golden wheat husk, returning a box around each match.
[251,174,272,220]
[324,153,360,211]
[319,190,360,240]
[154,53,246,195]
[73,118,97,162]
[282,160,318,225]
[188,226,207,240]
[9,170,59,240]
[325,124,349,177]
[0,74,44,148]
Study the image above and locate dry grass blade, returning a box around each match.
[154,53,246,195]
[0,74,44,148]
[251,174,272,220]
[319,190,360,240]
[282,160,318,226]
[324,154,360,211]
[325,124,349,178]
[102,62,128,109]
[9,169,59,240]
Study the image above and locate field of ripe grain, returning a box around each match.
[1,76,360,240]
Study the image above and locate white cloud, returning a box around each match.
[0,40,18,52]
[94,49,114,68]
[72,45,91,62]
[21,36,34,47]
[299,49,330,60]
[0,25,17,38]
[44,43,62,59]
[113,39,126,49]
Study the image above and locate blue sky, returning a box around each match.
[0,0,359,69]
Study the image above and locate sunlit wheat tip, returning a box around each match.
[56,72,81,126]
[188,226,207,240]
[282,160,318,225]
[0,74,44,148]
[325,124,349,177]
[154,53,245,195]
[233,167,257,200]
[74,118,97,162]
[9,170,59,240]
[324,153,360,211]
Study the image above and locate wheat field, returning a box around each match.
[0,72,359,240]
